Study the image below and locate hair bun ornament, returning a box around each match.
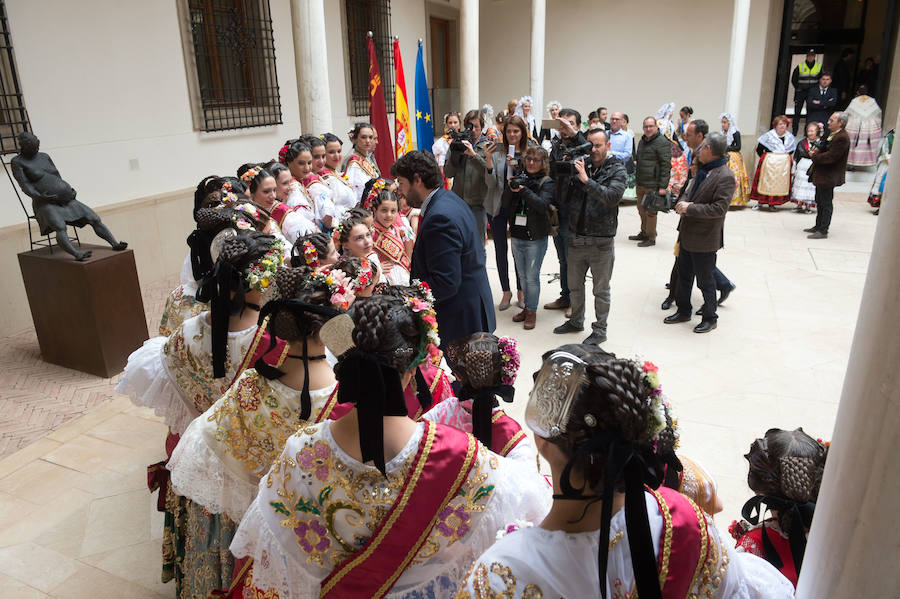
[319,313,356,357]
[278,143,290,165]
[303,241,320,268]
[240,166,263,184]
[497,337,520,386]
[209,227,238,263]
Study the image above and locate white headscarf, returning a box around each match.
[545,100,561,116]
[655,102,676,141]
[481,103,495,126]
[719,112,739,147]
[513,95,537,137]
[757,128,797,153]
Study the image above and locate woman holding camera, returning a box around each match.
[486,115,533,311]
[506,146,554,329]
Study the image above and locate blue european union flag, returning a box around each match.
[415,42,434,151]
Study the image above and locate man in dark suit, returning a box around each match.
[392,150,496,347]
[664,132,735,333]
[806,73,838,128]
[805,111,851,239]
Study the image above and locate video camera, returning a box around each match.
[449,123,475,152]
[550,141,593,176]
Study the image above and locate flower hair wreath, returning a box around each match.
[240,166,263,184]
[497,337,520,386]
[363,178,388,211]
[410,279,435,304]
[232,202,262,231]
[640,360,671,448]
[305,258,374,310]
[408,297,442,367]
[331,211,356,250]
[278,143,291,165]
[302,241,320,268]
[245,240,285,292]
[220,181,238,203]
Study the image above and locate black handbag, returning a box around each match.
[641,191,675,213]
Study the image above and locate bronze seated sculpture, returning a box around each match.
[11,132,127,261]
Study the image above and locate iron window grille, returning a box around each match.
[345,0,394,117]
[187,0,282,131]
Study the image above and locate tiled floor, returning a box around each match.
[0,190,879,597]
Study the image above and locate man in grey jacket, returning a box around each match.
[444,108,489,241]
[664,132,734,333]
[552,128,626,345]
[631,117,671,247]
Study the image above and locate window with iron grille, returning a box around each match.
[0,0,30,155]
[184,0,282,132]
[345,0,393,117]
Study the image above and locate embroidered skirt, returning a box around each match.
[751,152,793,205]
[791,157,816,207]
[726,151,751,206]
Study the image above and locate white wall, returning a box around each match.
[1,0,302,230]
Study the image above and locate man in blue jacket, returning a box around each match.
[392,150,496,347]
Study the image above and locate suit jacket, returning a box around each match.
[810,129,850,188]
[806,87,838,125]
[677,162,734,253]
[411,188,496,347]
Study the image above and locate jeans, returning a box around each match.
[511,236,549,311]
[566,237,615,335]
[489,206,521,292]
[675,249,719,321]
[551,211,570,300]
[814,186,834,233]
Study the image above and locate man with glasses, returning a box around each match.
[631,117,671,247]
[608,111,634,171]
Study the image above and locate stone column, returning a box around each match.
[796,114,900,596]
[724,0,750,122]
[459,0,479,112]
[530,0,546,122]
[291,0,332,135]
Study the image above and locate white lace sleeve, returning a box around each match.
[114,336,197,434]
[714,531,795,598]
[279,209,316,245]
[229,499,321,599]
[180,253,194,285]
[167,415,258,522]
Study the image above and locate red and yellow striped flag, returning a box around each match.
[393,38,413,158]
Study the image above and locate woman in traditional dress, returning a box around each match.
[513,95,539,140]
[482,104,500,142]
[720,112,752,207]
[116,230,285,597]
[845,86,883,168]
[667,138,689,196]
[751,115,797,210]
[459,345,795,598]
[677,105,693,149]
[301,135,338,230]
[230,294,551,598]
[166,262,344,591]
[655,102,678,142]
[282,140,332,231]
[791,123,821,213]
[240,162,314,245]
[343,122,380,203]
[159,175,237,337]
[319,132,358,220]
[423,333,535,464]
[868,128,893,213]
[367,183,412,286]
[332,210,384,284]
[731,428,828,589]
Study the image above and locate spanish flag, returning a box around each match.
[393,38,413,158]
[367,32,394,174]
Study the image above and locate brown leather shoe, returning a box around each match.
[543,298,570,310]
[512,309,527,322]
[524,310,537,330]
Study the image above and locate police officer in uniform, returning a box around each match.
[791,49,823,135]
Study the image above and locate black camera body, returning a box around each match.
[509,173,529,189]
[550,141,593,176]
[449,123,475,152]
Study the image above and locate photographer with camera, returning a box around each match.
[485,115,533,310]
[551,128,626,346]
[504,146,555,330]
[543,108,588,313]
[631,116,672,247]
[444,108,490,241]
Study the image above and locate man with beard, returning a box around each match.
[392,150,496,346]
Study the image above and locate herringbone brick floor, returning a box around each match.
[0,274,178,459]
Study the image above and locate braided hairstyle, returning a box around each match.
[237,163,274,194]
[446,333,502,392]
[746,428,827,532]
[340,295,420,375]
[290,231,333,267]
[218,230,278,291]
[268,265,332,343]
[193,176,248,217]
[544,347,657,494]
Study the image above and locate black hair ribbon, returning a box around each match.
[558,433,664,599]
[196,261,245,379]
[413,367,434,413]
[741,495,815,572]
[187,229,215,282]
[253,299,339,421]
[458,384,515,449]
[336,350,407,476]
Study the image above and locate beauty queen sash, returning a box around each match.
[373,222,411,271]
[268,201,293,229]
[346,153,379,178]
[648,486,711,599]
[490,411,526,457]
[319,421,478,599]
